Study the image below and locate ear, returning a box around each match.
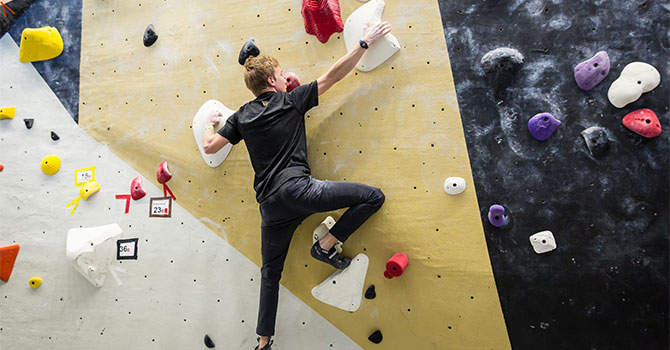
[267,75,276,87]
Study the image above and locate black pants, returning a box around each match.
[256,176,385,336]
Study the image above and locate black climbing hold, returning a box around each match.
[238,38,260,65]
[50,131,59,141]
[204,334,215,348]
[24,118,34,129]
[365,285,376,299]
[143,24,158,47]
[581,126,610,157]
[368,330,383,344]
[480,47,524,99]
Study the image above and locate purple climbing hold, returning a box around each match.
[574,51,610,91]
[528,112,561,141]
[488,204,506,227]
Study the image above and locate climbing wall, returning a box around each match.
[78,0,510,349]
[0,33,360,349]
[439,1,669,349]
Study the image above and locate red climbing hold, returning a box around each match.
[622,108,661,138]
[384,252,408,279]
[131,176,146,200]
[301,0,344,43]
[0,244,20,283]
[285,72,301,92]
[156,161,176,201]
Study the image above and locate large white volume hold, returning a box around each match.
[192,100,235,167]
[312,253,369,312]
[607,62,660,108]
[313,216,342,254]
[343,0,400,72]
[444,177,466,195]
[529,230,557,254]
[66,224,123,287]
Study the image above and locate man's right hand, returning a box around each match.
[207,110,223,128]
[361,21,392,46]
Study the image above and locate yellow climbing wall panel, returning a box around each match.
[79,0,511,348]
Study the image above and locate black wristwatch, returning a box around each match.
[359,40,369,49]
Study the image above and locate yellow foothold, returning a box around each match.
[19,26,64,63]
[41,154,61,175]
[80,181,100,200]
[29,277,42,289]
[0,107,16,120]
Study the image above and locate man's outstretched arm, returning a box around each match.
[316,22,391,96]
[203,111,231,154]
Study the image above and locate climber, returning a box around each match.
[202,22,391,350]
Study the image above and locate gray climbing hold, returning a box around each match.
[238,38,260,65]
[50,131,59,141]
[581,126,610,157]
[480,47,524,99]
[24,118,34,129]
[365,284,376,299]
[204,334,215,348]
[143,24,158,47]
[368,330,383,344]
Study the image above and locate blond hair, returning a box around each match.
[243,55,279,96]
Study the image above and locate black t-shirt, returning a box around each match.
[217,80,319,203]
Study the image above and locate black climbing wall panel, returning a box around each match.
[8,0,82,123]
[438,1,669,349]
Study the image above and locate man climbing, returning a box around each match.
[202,21,391,350]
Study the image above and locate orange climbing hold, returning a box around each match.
[1,1,16,19]
[301,0,344,43]
[0,244,20,283]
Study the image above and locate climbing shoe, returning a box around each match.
[254,337,273,350]
[310,241,351,269]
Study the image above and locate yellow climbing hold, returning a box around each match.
[79,181,100,200]
[29,277,42,289]
[66,181,100,214]
[40,154,61,175]
[19,26,64,63]
[0,107,16,120]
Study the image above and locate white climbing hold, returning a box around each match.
[443,177,466,195]
[529,230,557,254]
[343,0,400,72]
[66,224,123,287]
[311,253,369,312]
[313,216,342,254]
[192,100,235,168]
[607,62,660,108]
